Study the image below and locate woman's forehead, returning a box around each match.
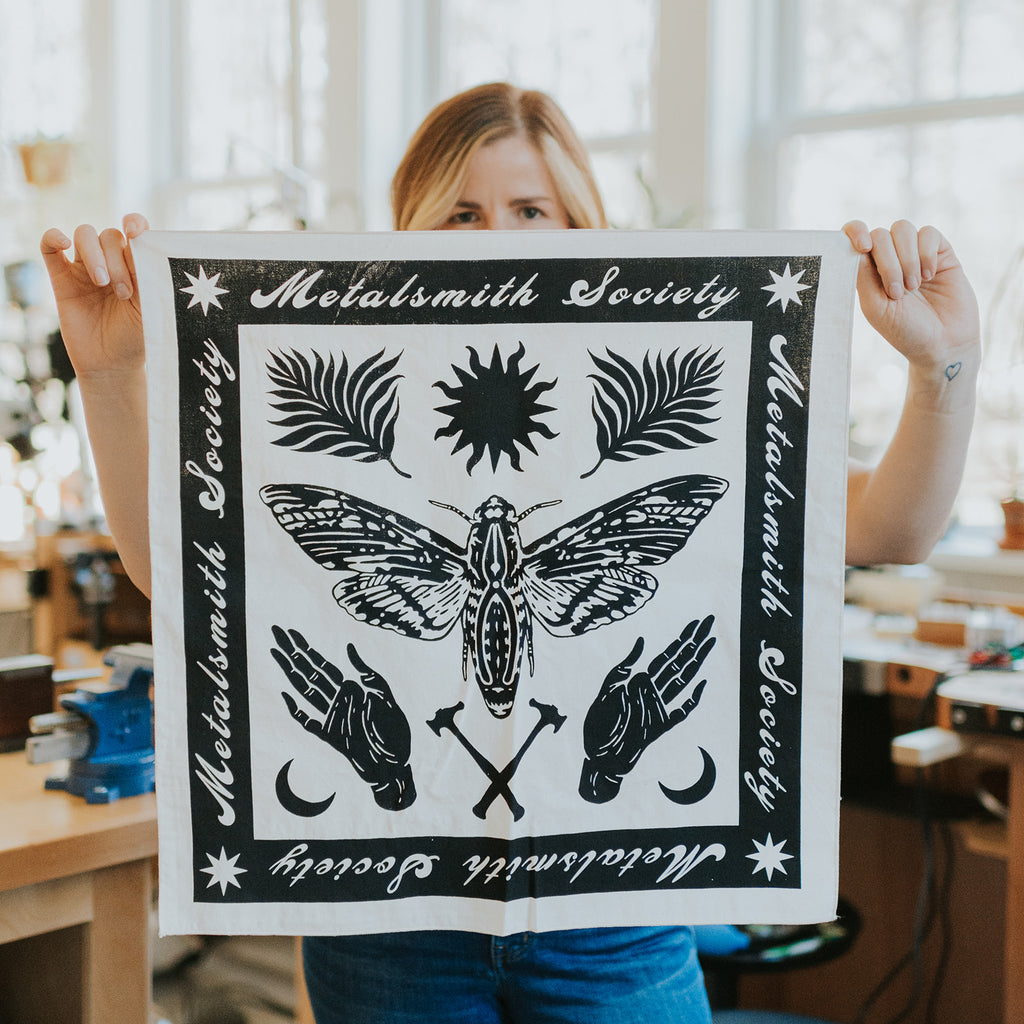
[460,135,557,194]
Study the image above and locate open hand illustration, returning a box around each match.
[271,625,416,810]
[579,615,716,803]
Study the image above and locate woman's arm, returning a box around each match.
[40,215,154,597]
[842,220,980,566]
[42,216,978,589]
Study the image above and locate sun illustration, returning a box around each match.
[434,342,557,473]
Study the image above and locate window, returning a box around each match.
[0,0,90,258]
[437,0,661,228]
[2,1,1020,537]
[0,0,94,531]
[160,0,328,230]
[756,0,1024,526]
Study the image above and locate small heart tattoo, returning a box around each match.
[945,362,962,381]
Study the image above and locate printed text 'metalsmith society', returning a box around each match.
[250,266,741,320]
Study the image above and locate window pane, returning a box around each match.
[0,0,88,236]
[185,0,294,180]
[439,0,657,233]
[179,0,327,230]
[590,150,656,229]
[787,115,1024,354]
[797,0,1024,112]
[783,114,1024,523]
[0,0,87,142]
[942,0,1024,98]
[784,128,912,228]
[440,0,657,139]
[298,0,328,178]
[798,0,915,111]
[179,184,295,231]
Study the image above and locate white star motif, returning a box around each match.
[762,264,811,313]
[180,265,229,315]
[747,833,794,882]
[201,847,247,895]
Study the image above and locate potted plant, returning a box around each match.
[16,135,74,187]
[982,245,1024,549]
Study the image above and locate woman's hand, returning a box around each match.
[842,219,980,386]
[39,214,149,381]
[842,220,980,565]
[39,215,154,596]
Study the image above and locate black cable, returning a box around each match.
[879,767,936,1024]
[851,657,972,1024]
[924,820,956,1024]
[854,629,1020,1023]
[851,725,947,1024]
[849,631,1010,1024]
[911,671,949,732]
[850,921,923,1023]
[850,804,938,1024]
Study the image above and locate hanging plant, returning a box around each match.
[17,136,75,187]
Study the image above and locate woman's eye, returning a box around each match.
[449,210,478,224]
[520,206,543,220]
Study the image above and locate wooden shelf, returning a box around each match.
[31,529,150,669]
[0,751,157,1022]
[956,817,1010,860]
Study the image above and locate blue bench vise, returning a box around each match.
[26,644,155,803]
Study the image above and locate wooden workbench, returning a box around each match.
[740,630,1022,1023]
[933,708,1024,1024]
[0,750,157,1023]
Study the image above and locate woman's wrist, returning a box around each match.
[75,364,148,402]
[905,344,980,413]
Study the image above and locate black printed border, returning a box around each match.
[170,254,819,905]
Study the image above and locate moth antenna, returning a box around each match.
[429,498,473,523]
[516,498,562,523]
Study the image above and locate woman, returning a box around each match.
[40,83,979,1023]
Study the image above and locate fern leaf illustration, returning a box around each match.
[580,346,723,478]
[267,348,410,478]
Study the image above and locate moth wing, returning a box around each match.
[521,567,660,637]
[260,483,471,637]
[521,474,728,635]
[331,572,472,639]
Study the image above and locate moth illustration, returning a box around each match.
[260,475,728,718]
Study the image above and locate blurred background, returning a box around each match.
[0,0,1023,546]
[1,6,1023,1023]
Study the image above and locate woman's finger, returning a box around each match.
[39,228,74,281]
[71,224,110,287]
[917,224,945,282]
[123,212,150,239]
[40,227,72,258]
[868,227,904,300]
[99,228,134,300]
[122,213,149,285]
[890,219,922,291]
[842,220,872,253]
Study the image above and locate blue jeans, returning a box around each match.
[303,926,711,1023]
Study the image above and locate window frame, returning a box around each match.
[741,0,1024,228]
[739,0,1024,528]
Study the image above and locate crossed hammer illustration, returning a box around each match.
[427,699,566,821]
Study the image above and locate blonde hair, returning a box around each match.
[391,82,607,231]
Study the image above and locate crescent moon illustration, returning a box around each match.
[275,759,336,817]
[659,746,716,805]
